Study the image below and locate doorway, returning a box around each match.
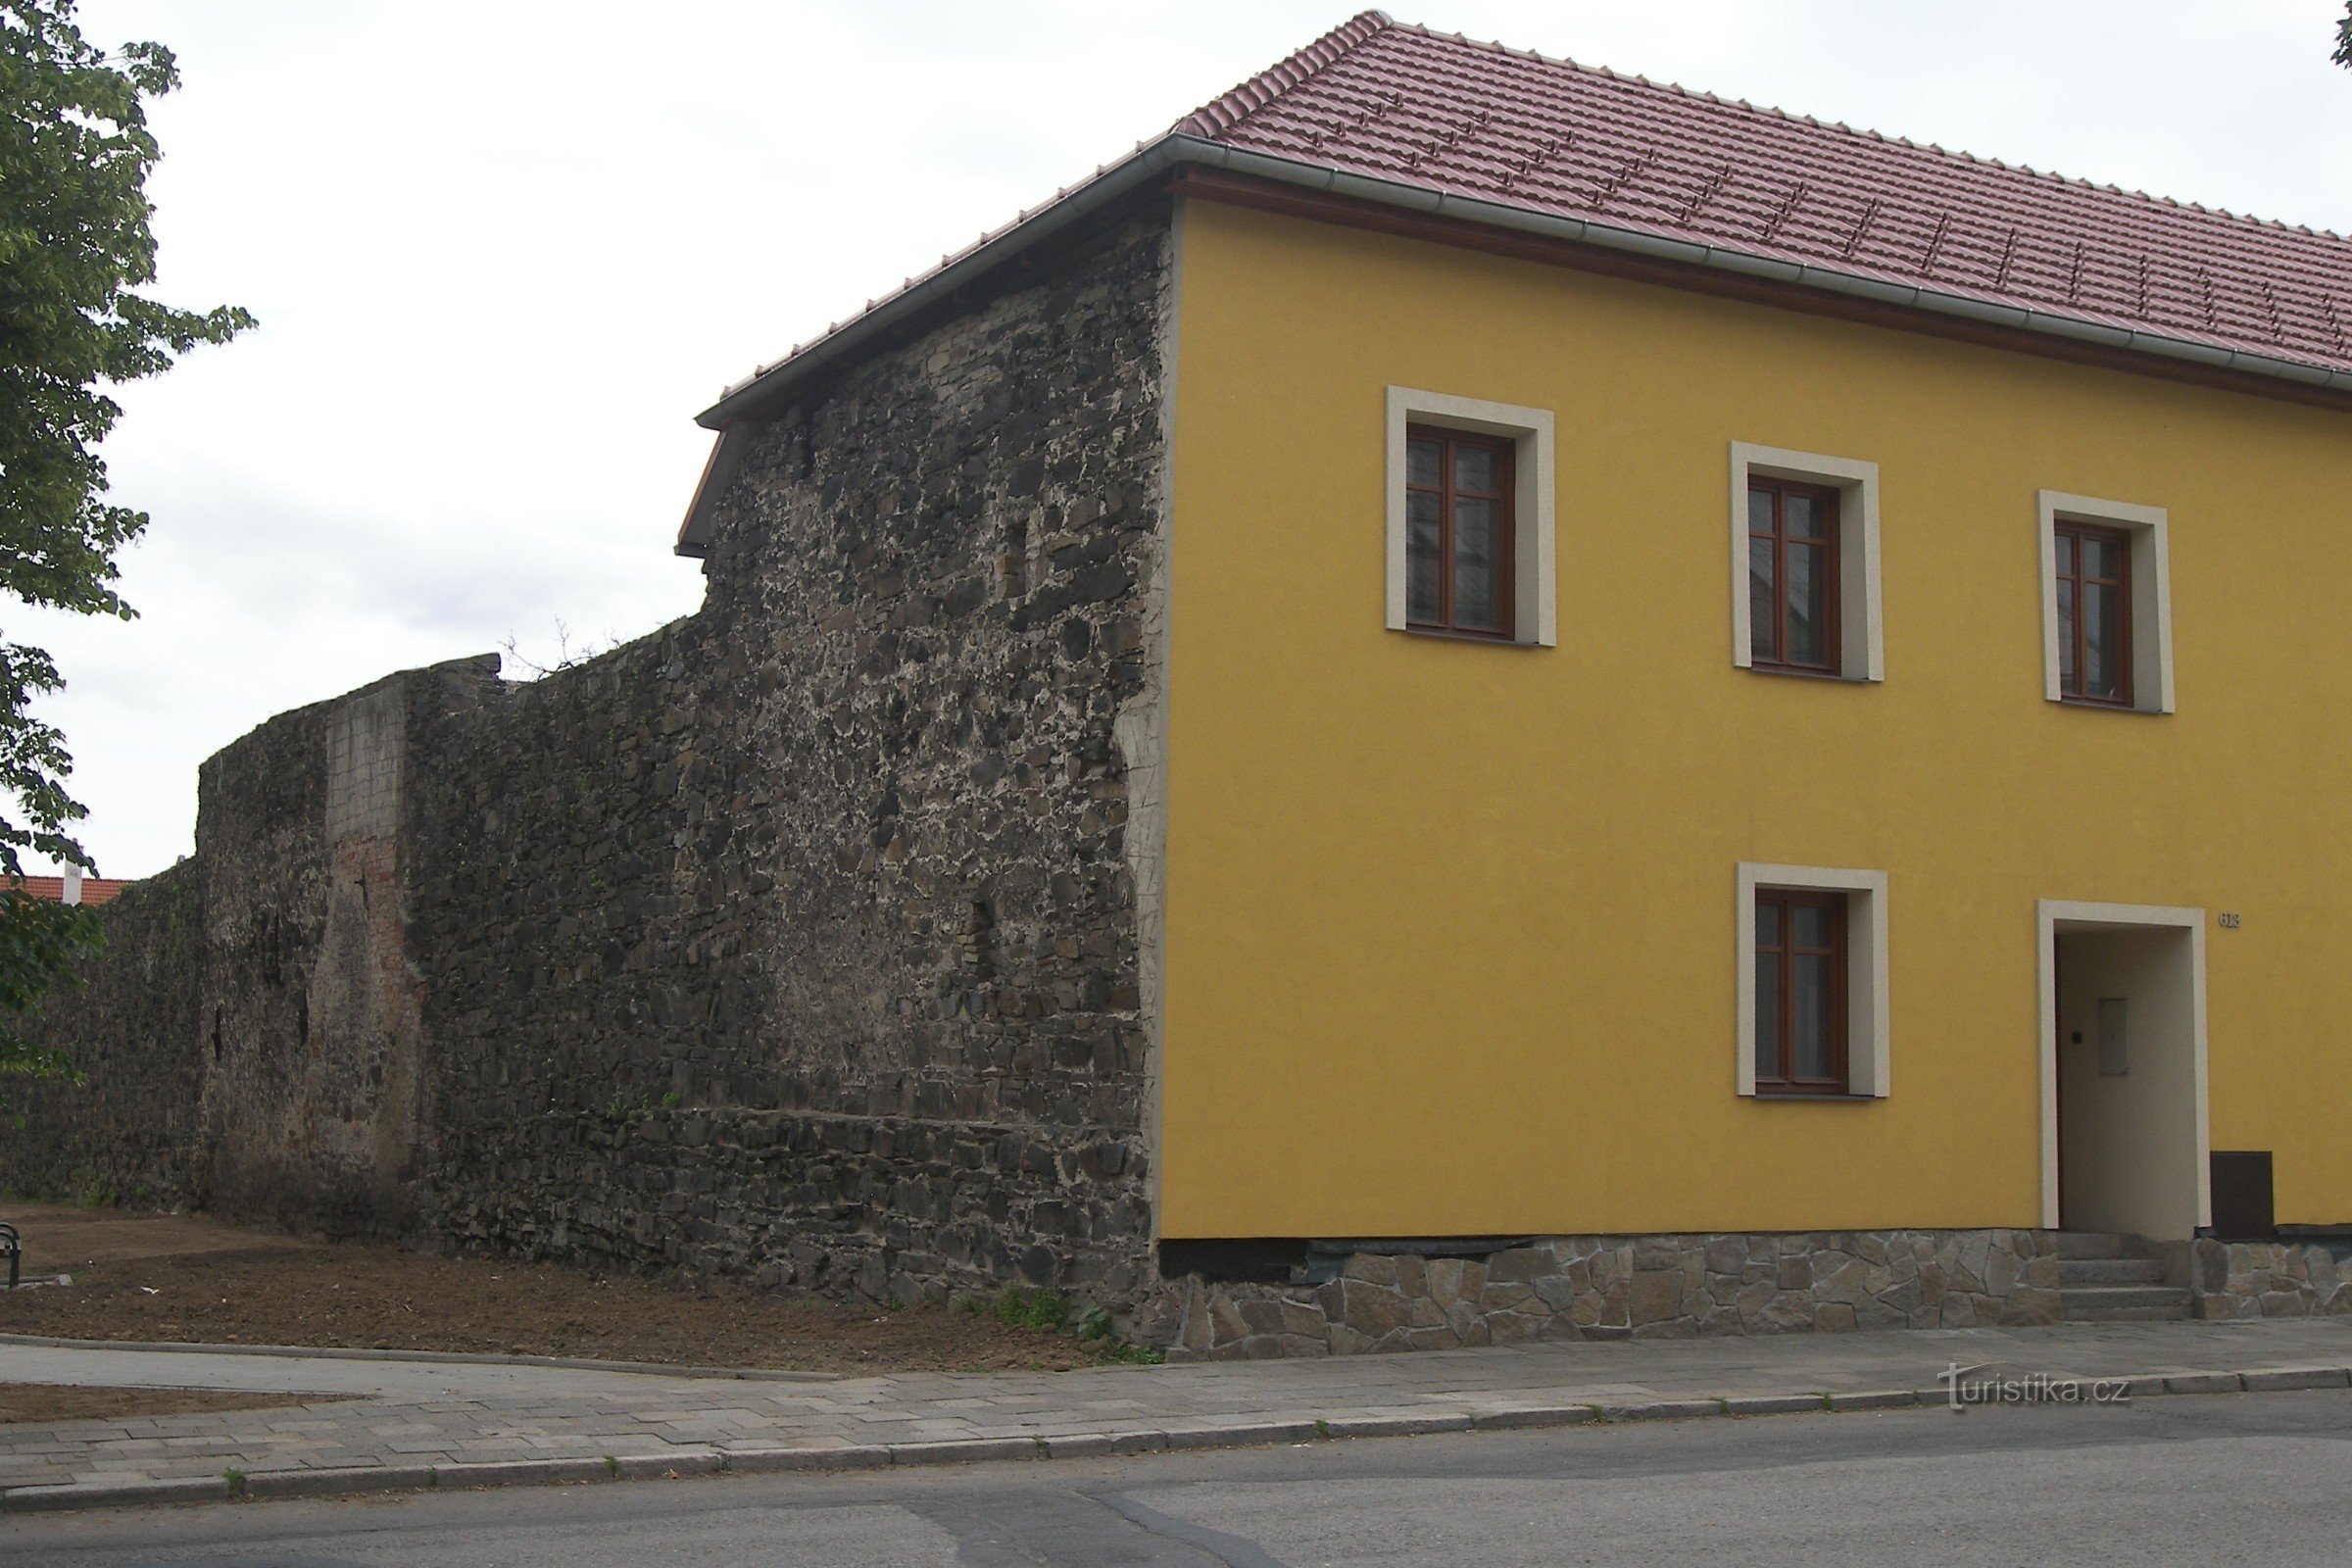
[2038,902,2209,1239]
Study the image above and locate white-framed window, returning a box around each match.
[2037,491,2174,713]
[1736,862,1890,1100]
[1385,387,1555,647]
[1729,443,1884,682]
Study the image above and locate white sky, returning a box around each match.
[37,0,2352,878]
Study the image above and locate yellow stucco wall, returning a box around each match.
[1158,195,2352,1240]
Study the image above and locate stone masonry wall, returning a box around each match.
[0,862,202,1207]
[0,204,1177,1313]
[2192,1239,2352,1318]
[191,671,430,1234]
[400,206,1173,1301]
[1143,1230,2065,1359]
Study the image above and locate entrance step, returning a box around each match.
[2058,1256,2167,1287]
[2058,1284,2191,1321]
[2052,1233,2187,1320]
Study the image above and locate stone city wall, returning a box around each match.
[0,203,1177,1310]
[0,862,203,1207]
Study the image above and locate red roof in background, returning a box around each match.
[8,876,129,906]
[1177,12,2352,377]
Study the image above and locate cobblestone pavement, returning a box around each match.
[4,1317,2349,1511]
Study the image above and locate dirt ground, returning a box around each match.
[0,1203,1131,1374]
[0,1383,329,1426]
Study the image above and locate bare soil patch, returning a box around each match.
[0,1383,330,1426]
[0,1203,1124,1374]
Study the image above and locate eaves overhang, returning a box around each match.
[675,135,2352,557]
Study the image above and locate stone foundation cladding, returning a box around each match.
[2193,1239,2352,1319]
[2,205,1177,1311]
[1142,1230,2064,1359]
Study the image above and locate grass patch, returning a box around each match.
[989,1286,1070,1331]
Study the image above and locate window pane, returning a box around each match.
[1406,490,1442,624]
[1748,537,1777,662]
[1784,493,1822,542]
[1790,902,1830,951]
[1755,899,1781,950]
[1755,952,1782,1081]
[2083,581,2123,699]
[2055,530,2076,575]
[1747,486,1776,534]
[1791,954,1835,1079]
[1787,541,1827,664]
[2082,533,2122,582]
[1407,438,1441,489]
[1453,445,1497,495]
[1453,497,1501,631]
[2057,578,2076,688]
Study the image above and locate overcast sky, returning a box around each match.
[37,0,2352,878]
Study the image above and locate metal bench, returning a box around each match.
[0,1221,18,1290]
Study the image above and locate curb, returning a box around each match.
[0,1332,841,1384]
[3,1362,2346,1516]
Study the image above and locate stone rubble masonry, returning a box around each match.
[0,862,201,1206]
[1141,1230,2065,1360]
[2193,1239,2352,1319]
[0,203,1178,1313]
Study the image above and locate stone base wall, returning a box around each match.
[1139,1230,2063,1360]
[2192,1239,2352,1319]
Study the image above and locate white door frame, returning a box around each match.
[2036,900,2210,1232]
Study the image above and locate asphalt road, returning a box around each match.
[8,1390,2349,1567]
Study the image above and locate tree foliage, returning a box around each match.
[0,1,250,1098]
[2337,4,2352,70]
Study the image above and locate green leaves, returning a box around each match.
[0,889,99,1120]
[0,1,249,1100]
[2,2,254,628]
[2338,4,2352,70]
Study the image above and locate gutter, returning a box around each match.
[676,134,2352,555]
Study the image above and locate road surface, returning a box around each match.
[9,1389,2348,1566]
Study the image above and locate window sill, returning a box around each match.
[1398,626,1542,649]
[1748,1090,1881,1102]
[2050,696,2166,715]
[1742,662,1869,684]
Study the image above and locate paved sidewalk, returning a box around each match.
[4,1317,2349,1513]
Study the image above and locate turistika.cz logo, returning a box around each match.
[1937,1363,2132,1408]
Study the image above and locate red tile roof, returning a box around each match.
[6,876,128,906]
[1179,12,2352,378]
[684,11,2352,547]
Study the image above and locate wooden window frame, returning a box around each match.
[1403,424,1516,640]
[1752,887,1849,1096]
[2052,518,2133,708]
[1745,476,1841,674]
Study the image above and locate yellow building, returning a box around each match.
[686,14,2352,1349]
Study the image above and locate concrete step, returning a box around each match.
[2059,1257,2167,1287]
[2061,1285,2191,1321]
[2054,1231,2135,1260]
